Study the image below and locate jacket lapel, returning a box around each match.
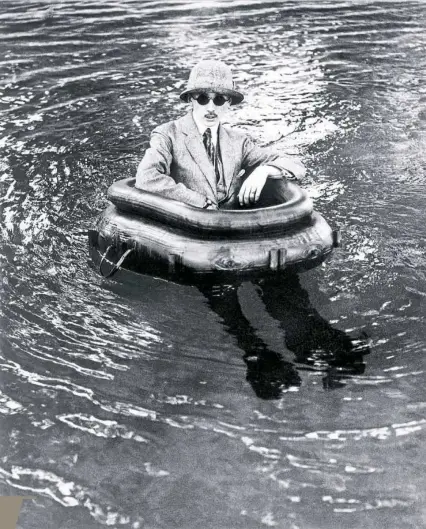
[218,124,237,193]
[179,112,217,196]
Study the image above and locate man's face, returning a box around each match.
[191,92,231,128]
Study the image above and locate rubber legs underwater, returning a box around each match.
[199,272,370,399]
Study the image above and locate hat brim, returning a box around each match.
[180,88,244,105]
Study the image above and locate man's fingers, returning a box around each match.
[238,184,245,205]
[239,176,266,205]
[239,180,260,205]
[244,185,257,205]
[243,186,251,205]
[239,181,250,205]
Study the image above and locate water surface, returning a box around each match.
[1,1,425,528]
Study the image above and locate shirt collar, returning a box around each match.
[192,111,219,142]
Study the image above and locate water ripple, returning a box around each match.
[0,465,134,525]
[57,413,149,443]
[279,419,426,442]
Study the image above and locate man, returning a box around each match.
[135,60,306,209]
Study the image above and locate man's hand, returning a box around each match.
[238,166,270,206]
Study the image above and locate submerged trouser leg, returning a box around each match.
[198,281,301,399]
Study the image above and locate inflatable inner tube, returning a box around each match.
[107,178,313,236]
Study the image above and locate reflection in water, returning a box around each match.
[199,273,370,399]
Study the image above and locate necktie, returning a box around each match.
[203,128,221,182]
[203,127,214,163]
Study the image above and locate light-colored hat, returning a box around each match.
[180,60,244,105]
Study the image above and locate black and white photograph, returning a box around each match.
[0,1,425,528]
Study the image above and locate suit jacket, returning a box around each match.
[135,111,305,208]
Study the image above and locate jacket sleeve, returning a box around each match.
[135,130,206,208]
[241,136,306,179]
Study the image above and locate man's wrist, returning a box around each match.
[262,165,283,179]
[252,165,280,179]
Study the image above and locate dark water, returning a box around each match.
[1,1,426,528]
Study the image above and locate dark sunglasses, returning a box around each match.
[193,93,230,106]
